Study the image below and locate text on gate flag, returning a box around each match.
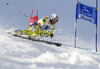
[76,2,97,24]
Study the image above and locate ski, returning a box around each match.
[8,32,62,47]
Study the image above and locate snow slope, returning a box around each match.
[0,28,100,69]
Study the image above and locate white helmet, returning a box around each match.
[51,13,59,22]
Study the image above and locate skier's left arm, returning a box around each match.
[50,25,56,38]
[45,25,56,38]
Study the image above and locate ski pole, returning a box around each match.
[6,3,38,24]
[6,3,28,18]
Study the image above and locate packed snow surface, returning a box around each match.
[0,28,100,69]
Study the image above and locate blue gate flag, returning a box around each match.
[76,2,97,24]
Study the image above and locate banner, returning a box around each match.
[76,2,97,24]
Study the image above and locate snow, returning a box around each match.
[0,28,100,69]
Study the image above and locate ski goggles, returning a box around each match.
[53,17,59,22]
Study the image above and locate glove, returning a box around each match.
[45,25,50,30]
[50,34,54,38]
[43,25,50,30]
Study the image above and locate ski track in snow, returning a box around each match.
[0,28,100,69]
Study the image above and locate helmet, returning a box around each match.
[51,13,59,22]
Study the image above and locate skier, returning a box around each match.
[28,13,59,38]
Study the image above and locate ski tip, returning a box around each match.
[7,32,11,34]
[56,43,62,47]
